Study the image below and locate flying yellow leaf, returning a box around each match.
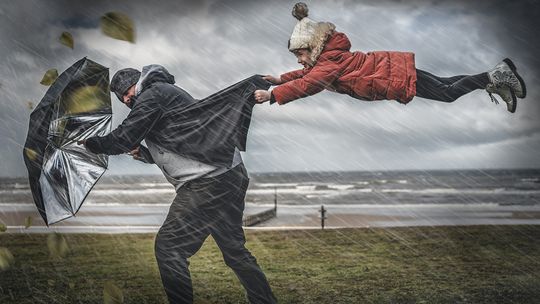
[0,222,6,232]
[47,233,69,259]
[65,85,109,114]
[24,148,39,161]
[104,281,124,304]
[0,247,14,271]
[24,216,32,229]
[100,12,135,43]
[40,69,58,86]
[59,32,74,49]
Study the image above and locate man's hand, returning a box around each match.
[254,90,271,104]
[263,75,282,85]
[128,146,143,161]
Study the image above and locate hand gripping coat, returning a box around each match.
[272,32,418,105]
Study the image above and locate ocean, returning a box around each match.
[1,169,540,206]
[2,169,540,231]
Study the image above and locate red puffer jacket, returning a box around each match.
[272,32,417,105]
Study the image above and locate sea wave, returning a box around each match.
[135,183,171,187]
[380,188,540,195]
[521,178,540,183]
[3,186,540,198]
[254,183,299,188]
[90,189,175,195]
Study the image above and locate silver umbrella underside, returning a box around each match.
[24,58,112,225]
[40,115,110,224]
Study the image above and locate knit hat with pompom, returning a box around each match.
[288,2,336,63]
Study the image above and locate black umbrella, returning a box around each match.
[23,57,112,225]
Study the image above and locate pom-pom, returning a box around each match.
[292,2,309,20]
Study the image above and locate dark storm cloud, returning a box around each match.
[60,15,99,29]
[0,0,539,177]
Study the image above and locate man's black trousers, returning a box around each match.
[154,164,276,304]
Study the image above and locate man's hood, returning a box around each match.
[134,64,175,96]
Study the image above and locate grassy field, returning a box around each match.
[1,225,540,303]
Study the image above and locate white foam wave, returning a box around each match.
[380,188,540,195]
[254,183,299,188]
[90,189,175,195]
[0,189,31,195]
[328,184,355,190]
[247,187,372,196]
[137,183,171,187]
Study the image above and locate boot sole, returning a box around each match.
[509,88,517,113]
[503,58,527,98]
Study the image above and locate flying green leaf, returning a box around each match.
[0,247,14,271]
[100,12,135,43]
[59,32,74,49]
[104,281,124,304]
[24,216,32,229]
[24,148,39,162]
[65,85,109,114]
[0,222,6,232]
[47,233,69,259]
[40,69,58,86]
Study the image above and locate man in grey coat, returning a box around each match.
[79,65,276,304]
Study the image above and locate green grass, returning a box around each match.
[1,225,540,303]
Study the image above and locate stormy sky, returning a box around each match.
[1,0,539,177]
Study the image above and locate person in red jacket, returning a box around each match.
[254,2,526,113]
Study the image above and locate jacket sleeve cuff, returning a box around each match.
[138,145,155,164]
[86,136,116,155]
[270,92,276,105]
[85,137,104,154]
[270,86,292,105]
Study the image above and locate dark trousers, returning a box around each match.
[416,69,490,102]
[154,164,277,304]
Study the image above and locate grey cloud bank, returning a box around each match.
[1,0,539,177]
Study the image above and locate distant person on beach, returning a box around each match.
[253,2,527,113]
[78,66,276,304]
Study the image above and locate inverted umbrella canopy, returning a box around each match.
[23,58,111,225]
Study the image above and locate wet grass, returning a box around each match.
[1,225,540,303]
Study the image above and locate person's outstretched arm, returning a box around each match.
[255,62,340,105]
[78,91,163,155]
[279,69,306,83]
[263,69,305,86]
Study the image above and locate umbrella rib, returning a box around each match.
[60,149,76,215]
